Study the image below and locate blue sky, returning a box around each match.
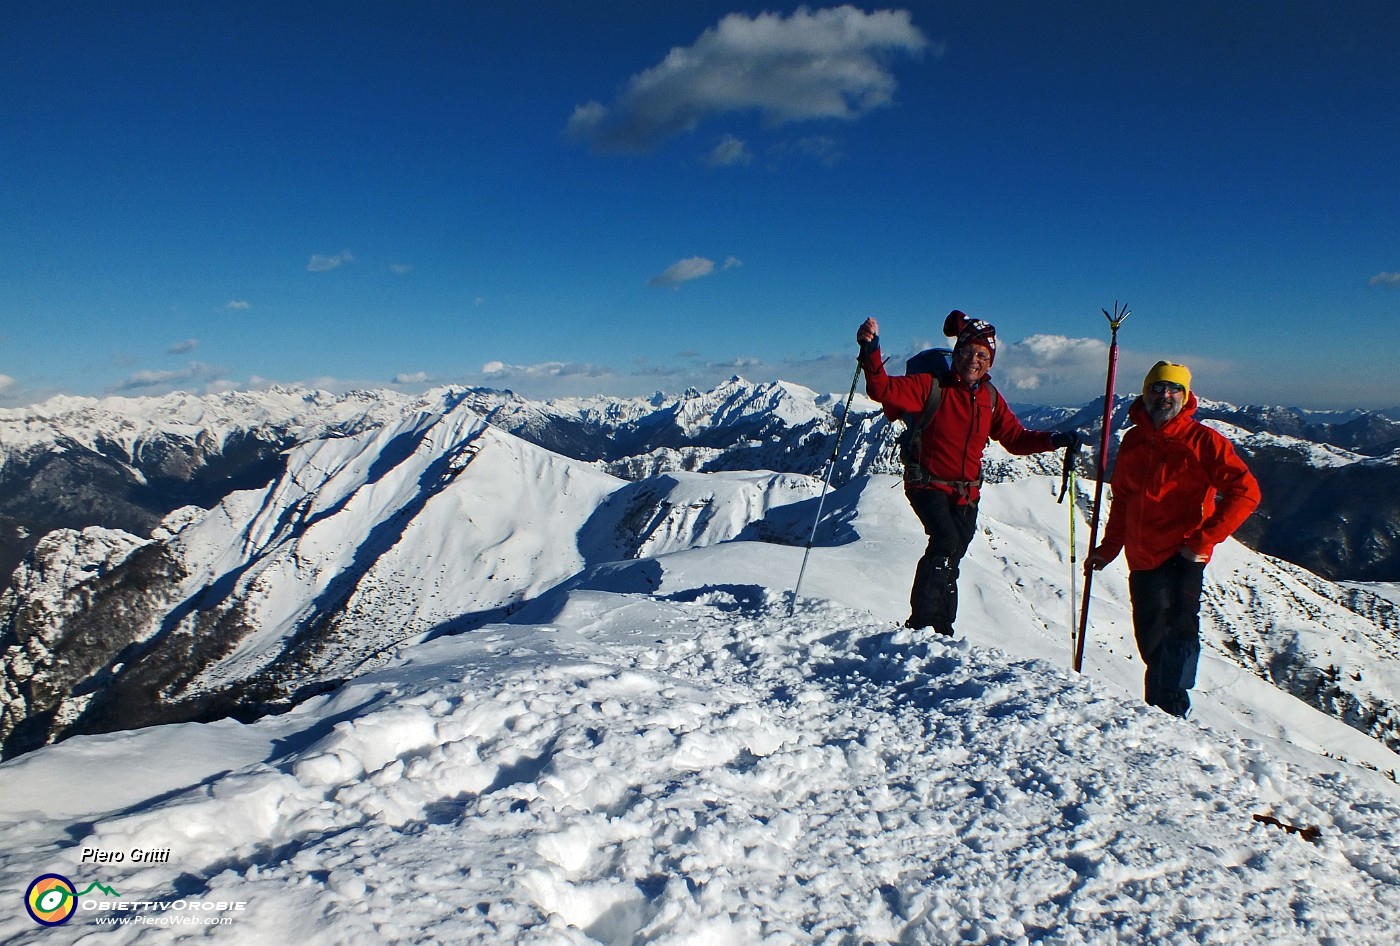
[4,2,1398,411]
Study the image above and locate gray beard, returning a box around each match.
[1149,402,1183,427]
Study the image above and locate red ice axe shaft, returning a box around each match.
[1074,302,1129,673]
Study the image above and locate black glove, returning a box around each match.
[858,334,880,357]
[1050,430,1081,450]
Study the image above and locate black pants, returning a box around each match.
[905,489,978,636]
[1128,556,1206,717]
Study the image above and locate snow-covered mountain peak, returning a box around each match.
[661,375,818,435]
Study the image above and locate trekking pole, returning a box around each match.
[1073,302,1130,673]
[788,359,863,617]
[1057,441,1080,665]
[1068,464,1078,664]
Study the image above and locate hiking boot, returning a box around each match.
[903,618,954,637]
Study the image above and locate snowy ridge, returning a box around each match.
[1214,423,1367,468]
[667,376,825,434]
[0,402,828,753]
[1202,544,1400,747]
[7,528,152,625]
[170,407,527,684]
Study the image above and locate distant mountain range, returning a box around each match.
[3,380,1399,588]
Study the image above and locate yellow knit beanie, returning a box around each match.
[1143,361,1191,399]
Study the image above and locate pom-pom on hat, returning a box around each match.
[943,309,997,363]
[1143,361,1191,399]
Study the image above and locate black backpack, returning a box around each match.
[898,348,999,488]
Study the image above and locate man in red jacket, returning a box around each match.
[1088,361,1261,717]
[856,311,1075,637]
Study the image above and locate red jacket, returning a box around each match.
[1099,394,1261,571]
[861,347,1056,503]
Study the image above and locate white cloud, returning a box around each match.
[0,375,68,407]
[226,300,250,310]
[113,362,229,393]
[393,371,430,384]
[390,263,414,275]
[168,338,199,355]
[119,369,191,389]
[1368,271,1400,288]
[482,360,611,383]
[710,356,763,370]
[308,250,355,272]
[567,6,928,153]
[998,334,1109,392]
[707,134,752,168]
[648,256,719,288]
[112,361,229,391]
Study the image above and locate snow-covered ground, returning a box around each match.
[3,468,1400,943]
[1355,582,1400,607]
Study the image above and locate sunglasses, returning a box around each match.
[1148,382,1185,395]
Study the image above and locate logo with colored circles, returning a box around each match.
[25,874,79,926]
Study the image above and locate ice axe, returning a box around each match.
[1074,302,1130,673]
